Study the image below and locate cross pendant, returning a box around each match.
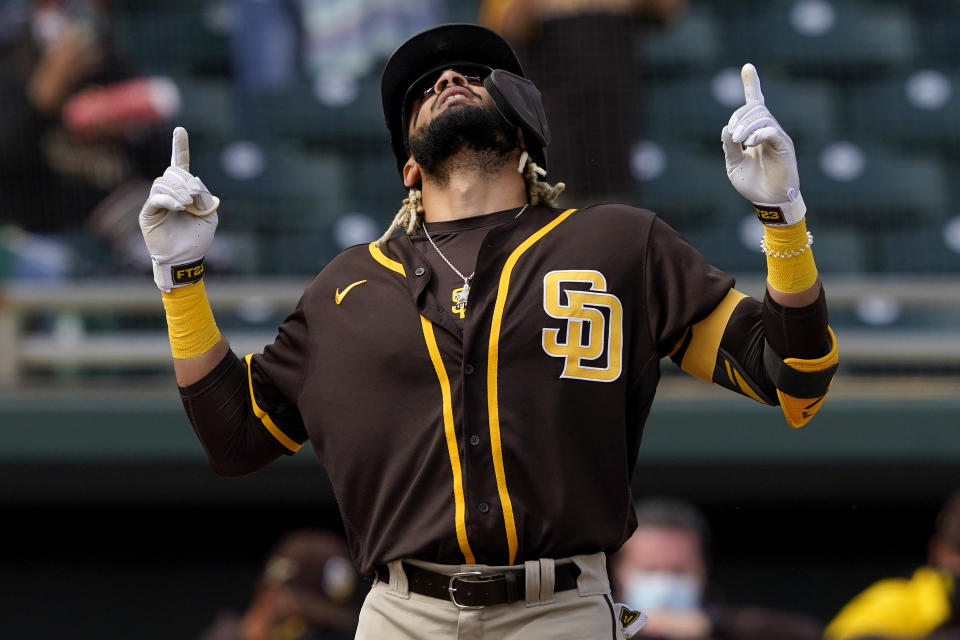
[454,283,470,308]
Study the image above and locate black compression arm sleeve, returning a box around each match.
[762,287,829,359]
[179,350,288,476]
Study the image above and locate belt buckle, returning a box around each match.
[448,570,485,610]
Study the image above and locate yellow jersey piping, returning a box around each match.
[244,353,303,453]
[420,316,476,563]
[369,240,474,560]
[487,207,577,564]
[369,242,405,276]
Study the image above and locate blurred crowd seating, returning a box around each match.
[95,0,960,279]
[638,0,960,276]
[3,0,958,277]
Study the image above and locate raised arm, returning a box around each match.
[668,64,837,428]
[722,64,821,308]
[139,128,304,475]
[139,126,225,384]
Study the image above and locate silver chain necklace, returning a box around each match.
[422,203,529,310]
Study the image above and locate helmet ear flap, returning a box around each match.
[484,70,550,170]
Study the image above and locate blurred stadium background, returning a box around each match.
[1,0,959,637]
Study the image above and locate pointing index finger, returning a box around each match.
[741,63,764,106]
[171,126,190,171]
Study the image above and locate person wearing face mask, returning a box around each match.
[611,498,823,640]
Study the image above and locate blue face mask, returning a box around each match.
[622,571,702,611]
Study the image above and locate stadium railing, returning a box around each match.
[1,275,958,386]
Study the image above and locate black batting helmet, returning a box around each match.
[380,23,551,178]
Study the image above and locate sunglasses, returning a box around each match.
[404,64,492,115]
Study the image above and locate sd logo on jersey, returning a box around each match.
[542,270,623,382]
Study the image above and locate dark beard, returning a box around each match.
[408,103,518,186]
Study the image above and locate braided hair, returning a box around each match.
[375,152,565,246]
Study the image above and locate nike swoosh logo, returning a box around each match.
[335,280,367,305]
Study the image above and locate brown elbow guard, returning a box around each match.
[761,288,837,428]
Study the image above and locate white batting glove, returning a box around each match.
[721,64,806,226]
[139,127,221,291]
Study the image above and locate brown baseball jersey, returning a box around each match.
[411,208,527,326]
[180,203,830,577]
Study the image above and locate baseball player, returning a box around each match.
[139,24,837,640]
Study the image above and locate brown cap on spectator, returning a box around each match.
[261,530,359,631]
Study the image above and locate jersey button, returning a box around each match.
[478,502,490,513]
[464,364,475,375]
[414,267,426,276]
[469,435,480,446]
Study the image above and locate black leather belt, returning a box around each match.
[373,561,581,609]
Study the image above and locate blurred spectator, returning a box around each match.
[0,0,172,278]
[826,491,960,640]
[610,498,823,640]
[231,0,299,92]
[479,0,686,206]
[198,529,361,640]
[233,0,444,99]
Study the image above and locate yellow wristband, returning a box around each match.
[763,219,818,294]
[161,280,222,359]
